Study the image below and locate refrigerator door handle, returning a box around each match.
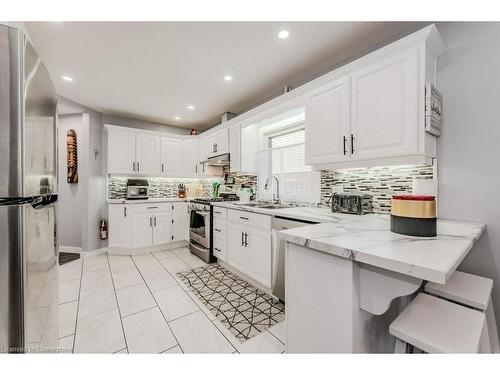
[31,194,58,209]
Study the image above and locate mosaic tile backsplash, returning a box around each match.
[108,164,434,214]
[320,165,434,213]
[107,177,222,199]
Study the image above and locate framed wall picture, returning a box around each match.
[425,83,443,136]
[66,129,78,183]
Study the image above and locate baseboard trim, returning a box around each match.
[59,246,83,253]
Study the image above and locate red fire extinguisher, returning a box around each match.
[100,219,108,240]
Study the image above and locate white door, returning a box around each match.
[108,128,136,174]
[132,212,153,248]
[108,205,130,248]
[244,227,272,288]
[182,139,199,176]
[228,223,246,272]
[161,137,183,176]
[172,202,189,242]
[305,77,350,165]
[153,211,173,245]
[350,48,419,161]
[229,123,241,171]
[136,134,161,174]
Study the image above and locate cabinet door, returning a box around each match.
[245,227,272,288]
[198,136,209,163]
[136,133,161,174]
[172,202,189,242]
[108,128,136,174]
[109,205,131,248]
[229,124,241,171]
[350,48,419,161]
[182,139,199,176]
[305,77,350,165]
[153,210,173,245]
[161,137,183,176]
[240,123,259,173]
[214,129,229,155]
[132,212,153,248]
[228,223,246,272]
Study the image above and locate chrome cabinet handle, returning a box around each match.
[244,233,248,247]
[214,228,221,232]
[149,217,152,227]
[124,207,127,217]
[214,247,220,252]
[351,134,355,154]
[214,210,221,215]
[343,136,347,155]
[162,163,164,173]
[154,217,157,226]
[133,162,135,172]
[239,216,249,220]
[241,232,244,246]
[147,206,158,209]
[137,162,140,172]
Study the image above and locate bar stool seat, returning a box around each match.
[425,271,499,353]
[390,293,485,353]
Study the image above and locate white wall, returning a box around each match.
[57,114,87,250]
[436,22,500,334]
[103,114,190,135]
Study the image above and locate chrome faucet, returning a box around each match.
[264,176,280,204]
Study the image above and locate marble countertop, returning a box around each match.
[107,198,190,204]
[211,202,485,284]
[279,215,485,284]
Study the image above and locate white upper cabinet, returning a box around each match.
[207,128,229,157]
[182,138,199,176]
[136,133,161,174]
[240,123,260,173]
[350,48,419,161]
[229,123,241,172]
[302,25,443,169]
[305,77,350,165]
[161,137,183,176]
[108,127,136,174]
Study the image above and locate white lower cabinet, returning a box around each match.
[226,209,272,288]
[152,210,173,245]
[109,204,131,248]
[109,202,190,250]
[132,211,155,248]
[244,226,272,288]
[227,222,246,272]
[172,202,189,242]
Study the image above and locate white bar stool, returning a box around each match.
[389,293,485,353]
[425,271,499,353]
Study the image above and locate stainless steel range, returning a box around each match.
[189,185,240,263]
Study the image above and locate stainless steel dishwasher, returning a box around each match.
[271,216,318,302]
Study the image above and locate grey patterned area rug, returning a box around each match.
[177,264,285,342]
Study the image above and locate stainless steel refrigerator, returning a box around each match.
[0,24,59,353]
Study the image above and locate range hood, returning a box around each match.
[202,153,230,166]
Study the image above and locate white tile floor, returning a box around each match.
[58,247,286,354]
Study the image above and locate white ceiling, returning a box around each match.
[25,22,423,130]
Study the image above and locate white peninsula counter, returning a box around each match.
[278,214,485,353]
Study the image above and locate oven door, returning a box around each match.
[189,209,210,249]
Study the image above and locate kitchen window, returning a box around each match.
[257,119,320,204]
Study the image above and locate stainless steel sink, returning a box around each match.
[237,202,262,207]
[257,204,292,209]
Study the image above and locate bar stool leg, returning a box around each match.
[394,338,408,353]
[486,297,500,353]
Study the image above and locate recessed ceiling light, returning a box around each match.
[224,75,233,81]
[187,105,195,110]
[174,116,181,121]
[62,75,73,82]
[278,30,290,39]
